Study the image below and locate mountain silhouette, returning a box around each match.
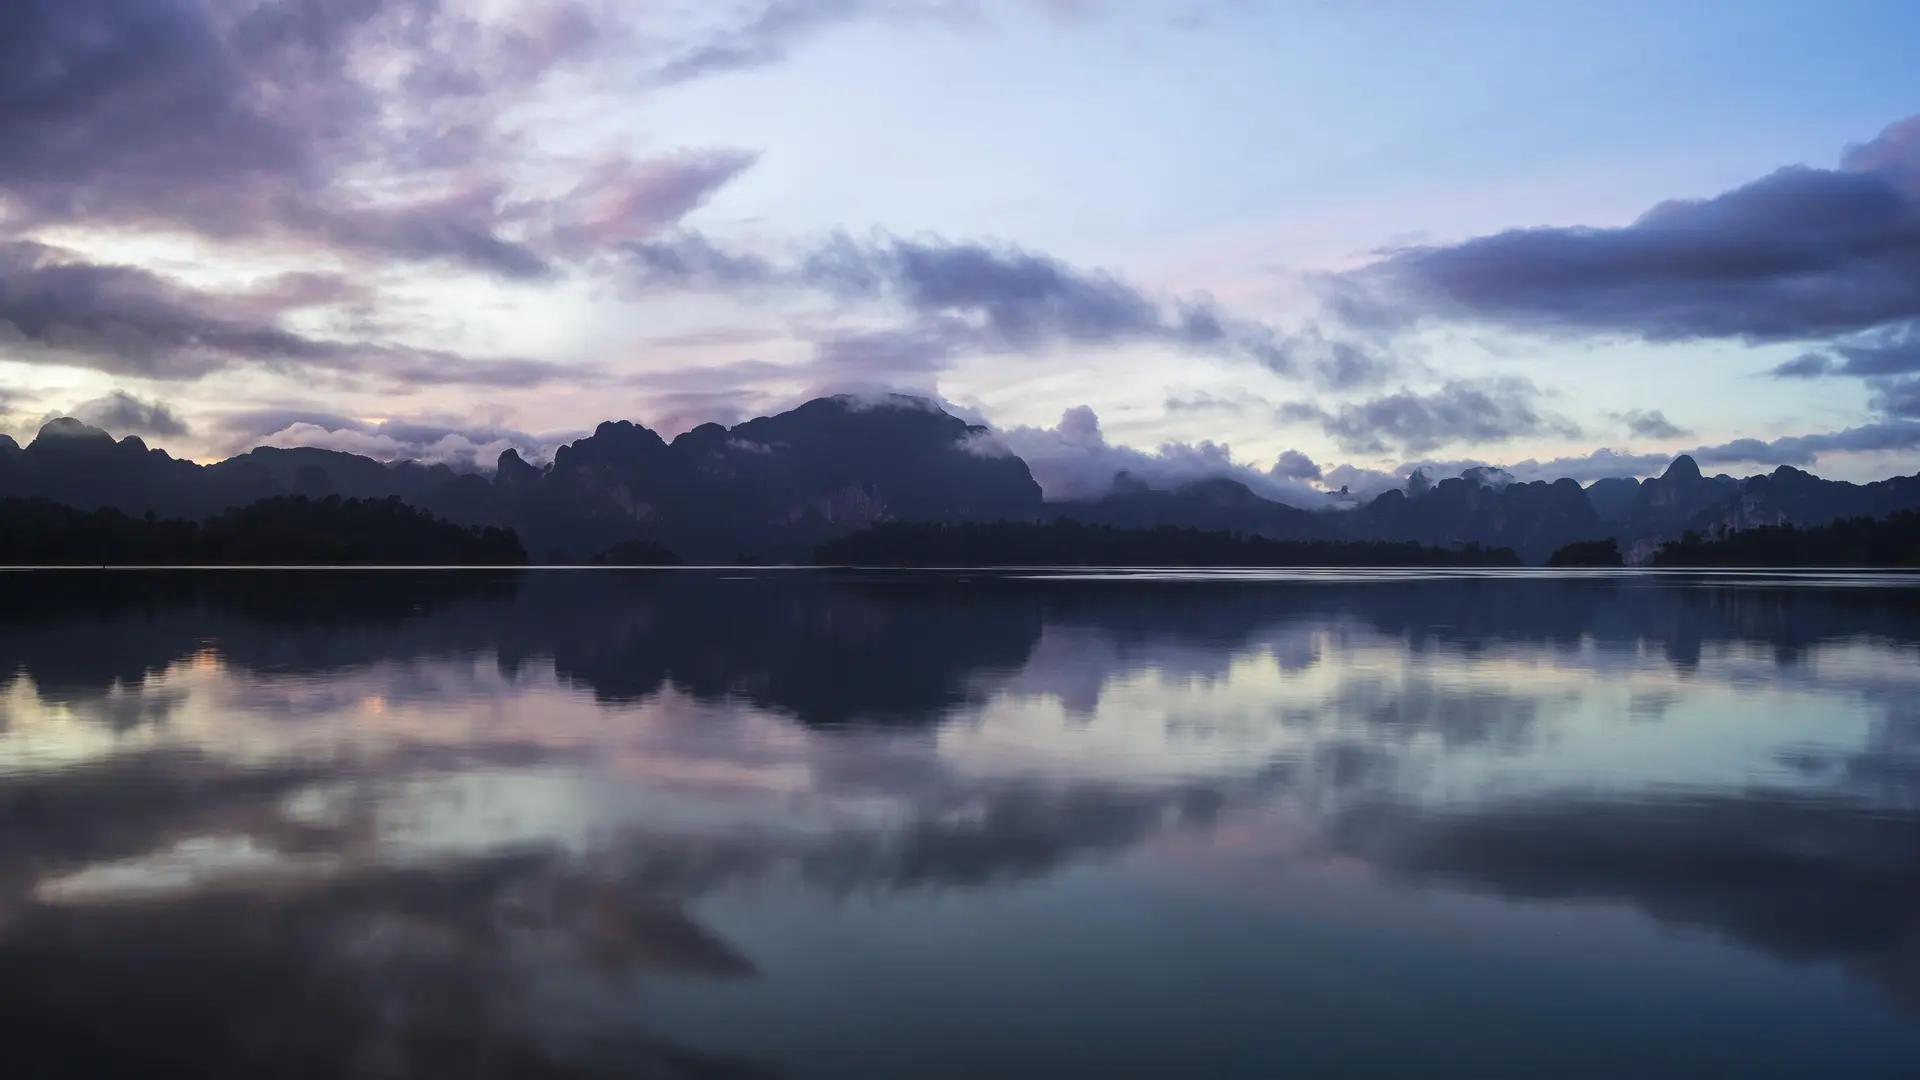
[0,397,1043,563]
[1336,474,1602,563]
[489,394,1043,561]
[1051,474,1324,538]
[5,396,1920,564]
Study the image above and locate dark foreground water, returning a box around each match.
[3,569,1920,1077]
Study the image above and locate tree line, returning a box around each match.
[816,519,1524,566]
[1649,511,1920,567]
[0,496,527,565]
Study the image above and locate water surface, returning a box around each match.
[3,569,1919,1077]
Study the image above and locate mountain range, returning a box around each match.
[4,394,1918,564]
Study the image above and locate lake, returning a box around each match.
[3,568,1919,1077]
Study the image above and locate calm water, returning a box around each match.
[3,569,1920,1077]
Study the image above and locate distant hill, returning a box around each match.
[0,396,1042,563]
[1050,474,1324,539]
[504,395,1042,562]
[1334,474,1602,564]
[6,395,1920,564]
[816,520,1522,567]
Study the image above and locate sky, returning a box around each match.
[2,0,1919,504]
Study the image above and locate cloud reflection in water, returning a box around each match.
[2,570,1919,1076]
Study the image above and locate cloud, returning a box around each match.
[641,390,767,436]
[1871,378,1920,419]
[800,233,1222,352]
[1165,388,1264,414]
[547,150,760,256]
[1616,408,1689,440]
[1347,115,1920,344]
[1323,417,1920,498]
[53,391,190,439]
[1335,789,1920,998]
[245,416,572,471]
[627,230,1383,386]
[1,0,505,271]
[0,240,334,378]
[1686,419,1920,467]
[1320,445,1683,499]
[206,406,582,468]
[648,1,1046,88]
[1771,324,1920,389]
[1771,352,1836,378]
[1282,378,1580,455]
[651,0,876,85]
[624,232,784,291]
[1314,339,1398,389]
[802,317,981,394]
[1843,114,1920,197]
[1836,329,1920,378]
[974,405,1324,505]
[0,1,750,278]
[1270,448,1322,481]
[0,241,579,387]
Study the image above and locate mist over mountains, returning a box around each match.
[4,395,1919,564]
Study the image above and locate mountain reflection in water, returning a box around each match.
[2,569,1919,1078]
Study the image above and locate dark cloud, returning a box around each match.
[0,241,578,388]
[1771,352,1835,378]
[1837,329,1920,377]
[0,241,338,378]
[1283,378,1580,455]
[275,183,554,280]
[1348,115,1920,344]
[625,232,783,291]
[1773,324,1920,386]
[55,391,190,439]
[651,0,874,85]
[0,1,748,278]
[0,0,307,211]
[0,0,509,271]
[1687,419,1920,467]
[1270,448,1321,481]
[1616,408,1688,440]
[626,230,1364,384]
[801,233,1188,350]
[1870,378,1920,420]
[237,271,377,315]
[340,346,583,390]
[646,1,1127,88]
[1314,339,1397,389]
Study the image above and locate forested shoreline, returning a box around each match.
[0,496,527,565]
[816,520,1525,567]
